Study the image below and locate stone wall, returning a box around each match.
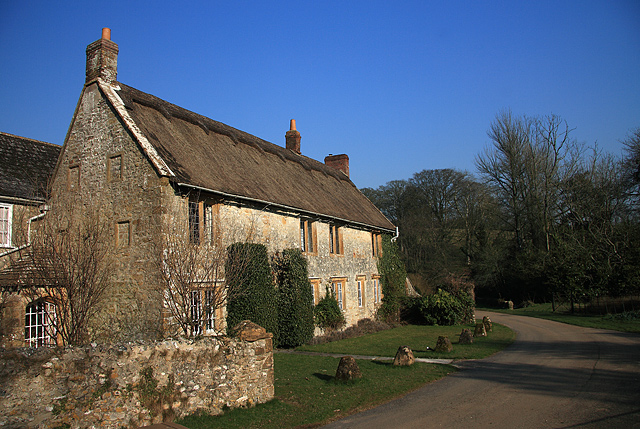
[49,82,170,342]
[0,333,274,428]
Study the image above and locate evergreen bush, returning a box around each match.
[418,289,473,325]
[225,243,278,342]
[314,287,346,331]
[273,249,315,348]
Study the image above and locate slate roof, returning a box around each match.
[106,82,395,232]
[0,132,61,204]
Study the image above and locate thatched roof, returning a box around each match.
[106,82,395,232]
[0,132,61,204]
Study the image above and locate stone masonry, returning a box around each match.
[0,333,274,428]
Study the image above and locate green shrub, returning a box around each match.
[418,289,474,325]
[315,287,346,331]
[377,235,408,322]
[226,243,278,342]
[273,249,315,348]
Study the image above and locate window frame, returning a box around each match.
[331,277,347,310]
[68,164,80,191]
[116,220,131,248]
[25,300,57,348]
[372,232,383,257]
[310,278,321,305]
[190,286,222,335]
[0,203,13,248]
[372,275,382,303]
[329,224,344,256]
[107,153,124,182]
[188,198,204,245]
[356,276,365,307]
[300,219,317,255]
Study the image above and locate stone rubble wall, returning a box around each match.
[0,335,274,428]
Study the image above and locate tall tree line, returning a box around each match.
[363,111,640,305]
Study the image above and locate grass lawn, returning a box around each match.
[177,323,515,428]
[482,303,640,333]
[297,323,515,360]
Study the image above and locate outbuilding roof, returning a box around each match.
[0,132,61,204]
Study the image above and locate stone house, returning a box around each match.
[0,132,61,347]
[1,29,396,346]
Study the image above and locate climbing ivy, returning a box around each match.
[377,235,407,322]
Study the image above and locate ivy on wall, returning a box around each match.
[377,235,408,322]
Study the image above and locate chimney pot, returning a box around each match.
[101,28,111,40]
[285,119,301,154]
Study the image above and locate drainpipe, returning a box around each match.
[27,204,49,245]
[391,226,399,243]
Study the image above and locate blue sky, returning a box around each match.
[1,1,638,188]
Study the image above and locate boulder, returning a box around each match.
[393,346,415,366]
[482,316,493,332]
[335,356,362,381]
[474,323,487,337]
[434,336,453,353]
[458,328,474,344]
[231,320,272,342]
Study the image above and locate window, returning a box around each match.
[68,165,80,191]
[356,276,365,307]
[204,203,221,245]
[190,287,219,335]
[372,232,383,257]
[108,154,123,181]
[204,289,216,331]
[189,199,203,244]
[0,204,12,247]
[300,219,317,254]
[310,278,321,305]
[25,300,56,348]
[331,278,347,310]
[116,221,130,248]
[373,277,382,303]
[329,225,343,255]
[190,290,202,336]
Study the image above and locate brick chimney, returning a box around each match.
[285,119,301,154]
[324,154,350,178]
[86,28,119,84]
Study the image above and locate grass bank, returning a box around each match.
[178,323,515,428]
[482,303,640,333]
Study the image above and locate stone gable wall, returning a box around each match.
[49,82,171,342]
[0,336,274,428]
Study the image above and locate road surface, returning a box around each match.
[323,311,640,428]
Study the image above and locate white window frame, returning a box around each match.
[25,300,56,348]
[357,279,363,307]
[204,289,216,331]
[373,278,380,303]
[0,203,13,248]
[190,290,203,336]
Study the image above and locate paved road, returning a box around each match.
[323,311,640,428]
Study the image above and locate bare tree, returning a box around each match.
[153,195,256,338]
[18,195,114,346]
